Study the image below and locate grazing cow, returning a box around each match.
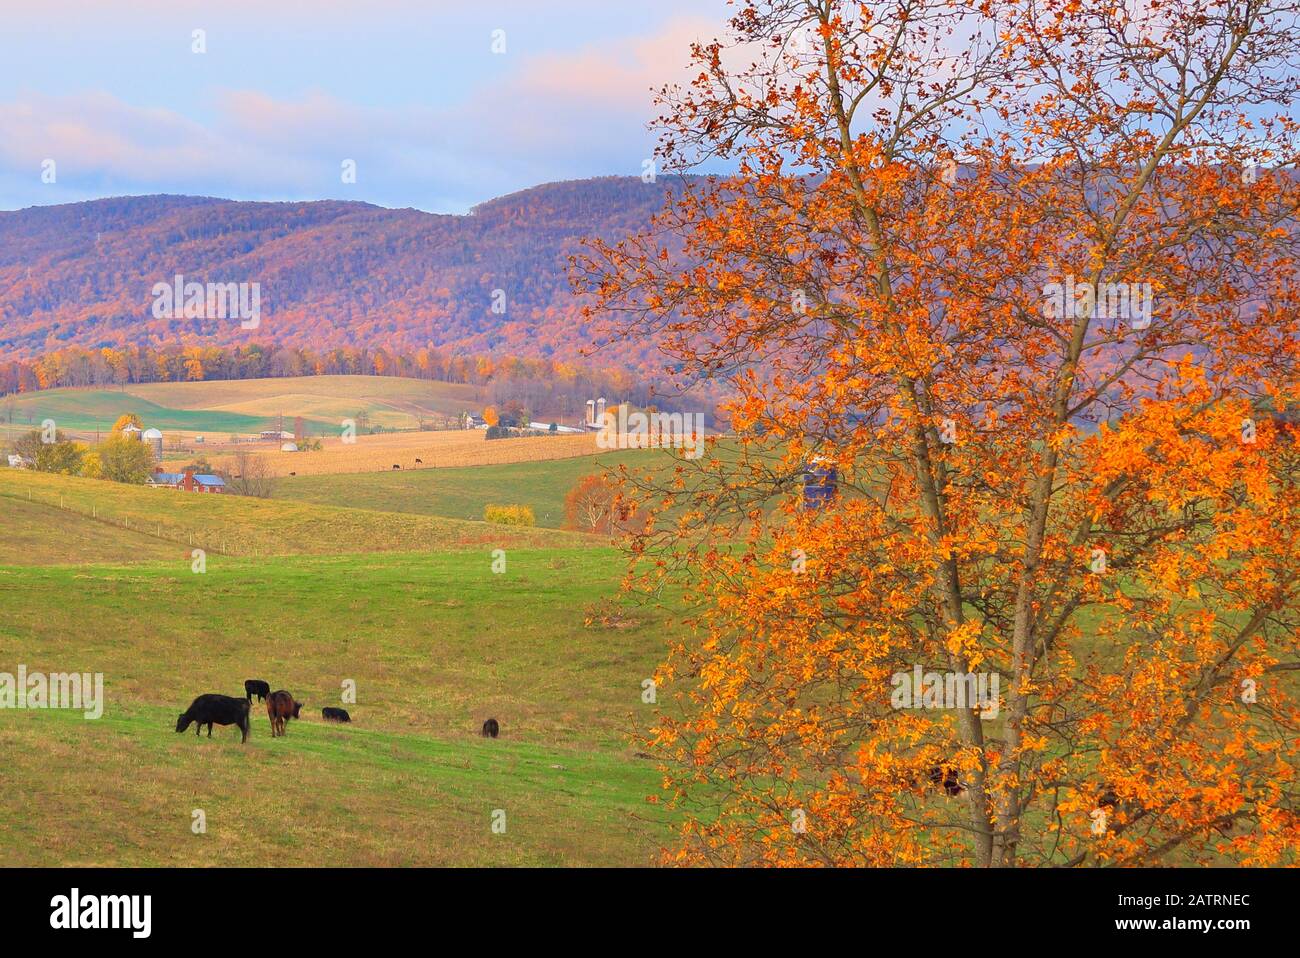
[289,471,296,477]
[244,679,270,703]
[176,694,250,744]
[322,707,351,723]
[266,690,303,738]
[481,718,500,739]
[392,464,401,470]
[415,458,423,465]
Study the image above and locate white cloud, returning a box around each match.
[0,14,722,211]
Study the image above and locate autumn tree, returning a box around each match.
[110,413,142,434]
[565,475,620,534]
[577,0,1300,866]
[12,427,83,474]
[97,434,154,484]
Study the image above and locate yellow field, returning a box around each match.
[0,468,592,558]
[123,375,482,430]
[164,429,602,477]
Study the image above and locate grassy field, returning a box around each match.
[125,375,482,428]
[0,548,677,866]
[0,469,592,558]
[0,375,490,440]
[0,388,269,437]
[274,448,668,526]
[0,430,690,867]
[0,495,180,565]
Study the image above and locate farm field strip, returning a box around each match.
[166,429,603,477]
[273,448,668,526]
[0,469,592,558]
[0,375,491,438]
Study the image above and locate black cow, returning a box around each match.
[177,694,250,743]
[322,707,351,723]
[481,718,500,738]
[392,464,401,470]
[415,458,423,465]
[244,679,270,703]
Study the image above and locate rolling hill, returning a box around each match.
[0,469,591,559]
[0,374,486,438]
[0,177,687,363]
[273,449,669,527]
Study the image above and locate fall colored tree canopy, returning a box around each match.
[577,0,1300,866]
[0,343,694,423]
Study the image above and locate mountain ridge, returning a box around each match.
[0,177,688,365]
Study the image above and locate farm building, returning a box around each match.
[142,427,164,461]
[7,454,31,468]
[147,468,226,493]
[528,421,584,434]
[584,398,607,429]
[259,429,295,441]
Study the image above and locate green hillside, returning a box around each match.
[0,387,271,436]
[273,449,669,526]
[0,469,592,558]
[0,548,678,866]
[0,495,180,565]
[0,375,488,439]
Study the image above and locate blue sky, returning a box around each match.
[0,0,733,212]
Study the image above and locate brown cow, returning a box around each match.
[266,690,303,737]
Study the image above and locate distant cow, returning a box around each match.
[392,464,401,470]
[415,458,423,465]
[177,694,250,744]
[481,718,500,739]
[267,690,303,738]
[322,707,351,723]
[244,679,270,703]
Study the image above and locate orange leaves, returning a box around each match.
[585,0,1300,868]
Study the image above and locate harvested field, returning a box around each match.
[162,429,601,477]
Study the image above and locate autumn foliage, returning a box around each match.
[0,181,689,371]
[577,0,1300,866]
[563,473,652,537]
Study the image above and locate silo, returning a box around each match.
[596,397,607,423]
[142,428,164,461]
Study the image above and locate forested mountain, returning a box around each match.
[0,177,686,365]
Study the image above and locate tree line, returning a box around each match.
[0,342,704,419]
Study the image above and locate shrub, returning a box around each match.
[484,504,536,526]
